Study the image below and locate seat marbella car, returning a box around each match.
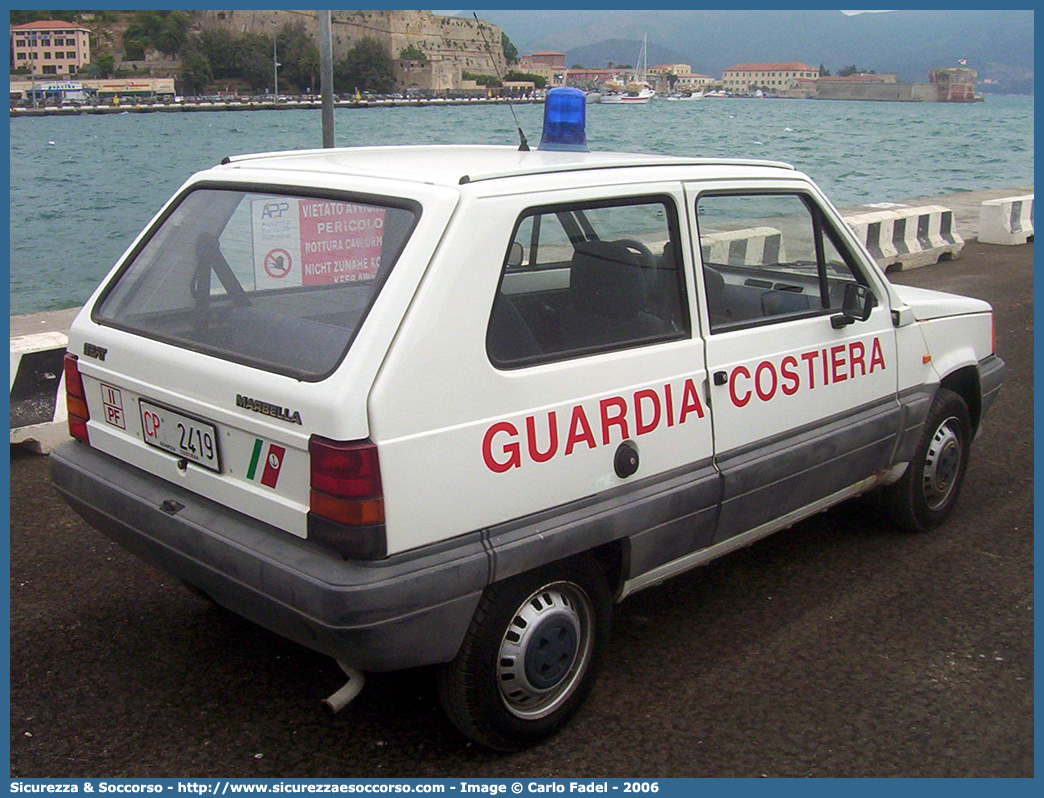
[51,88,1005,750]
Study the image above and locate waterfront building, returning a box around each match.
[203,10,506,92]
[673,73,714,92]
[10,19,91,76]
[565,68,620,90]
[649,63,692,77]
[812,69,980,103]
[929,67,979,102]
[721,62,819,93]
[520,51,566,68]
[10,76,175,103]
[518,52,567,87]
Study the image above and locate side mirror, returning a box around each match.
[831,282,874,329]
[506,241,524,268]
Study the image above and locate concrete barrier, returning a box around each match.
[979,195,1034,245]
[10,332,70,453]
[844,205,963,271]
[700,227,787,267]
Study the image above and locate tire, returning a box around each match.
[436,557,611,751]
[882,388,972,532]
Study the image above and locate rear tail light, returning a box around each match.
[63,354,90,444]
[308,436,386,559]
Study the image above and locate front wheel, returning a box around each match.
[436,557,611,751]
[882,388,972,532]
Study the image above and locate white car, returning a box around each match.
[51,89,1004,750]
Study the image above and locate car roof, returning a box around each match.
[218,145,796,189]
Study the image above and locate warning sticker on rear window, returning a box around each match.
[251,198,386,289]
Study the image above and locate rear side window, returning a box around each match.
[487,197,688,367]
[94,187,417,380]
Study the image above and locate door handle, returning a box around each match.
[713,371,728,386]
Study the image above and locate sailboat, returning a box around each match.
[601,34,655,104]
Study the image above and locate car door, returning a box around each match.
[685,182,901,544]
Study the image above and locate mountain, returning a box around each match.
[472,9,1033,93]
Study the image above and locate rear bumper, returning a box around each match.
[49,442,488,672]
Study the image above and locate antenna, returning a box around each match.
[472,12,529,151]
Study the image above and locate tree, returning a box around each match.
[666,72,679,91]
[123,36,147,61]
[838,64,859,77]
[87,53,116,78]
[399,44,426,62]
[504,71,546,88]
[819,63,830,77]
[180,48,213,96]
[195,28,246,81]
[155,10,191,57]
[501,32,518,65]
[335,37,394,94]
[277,22,320,93]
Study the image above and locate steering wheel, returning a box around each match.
[613,238,657,269]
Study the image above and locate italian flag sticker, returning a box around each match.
[247,440,286,489]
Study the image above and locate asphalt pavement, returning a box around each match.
[9,240,1033,777]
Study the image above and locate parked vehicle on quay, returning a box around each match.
[50,88,1005,750]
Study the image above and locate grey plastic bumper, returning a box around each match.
[49,442,488,672]
[978,354,1006,419]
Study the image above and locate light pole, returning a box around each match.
[270,21,280,99]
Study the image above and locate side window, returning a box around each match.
[695,193,863,331]
[487,197,688,367]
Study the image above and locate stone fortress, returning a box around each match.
[202,9,508,92]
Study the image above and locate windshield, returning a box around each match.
[94,187,418,380]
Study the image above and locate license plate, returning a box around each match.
[139,400,221,472]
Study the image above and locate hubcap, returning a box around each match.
[922,416,963,510]
[497,582,594,720]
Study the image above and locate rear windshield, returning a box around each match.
[94,187,418,380]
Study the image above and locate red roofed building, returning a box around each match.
[10,19,92,76]
[520,51,565,69]
[721,62,819,93]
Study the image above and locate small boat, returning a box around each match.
[600,34,655,105]
[601,86,654,104]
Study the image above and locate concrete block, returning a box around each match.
[979,195,1034,245]
[844,205,963,271]
[700,227,787,267]
[10,332,69,453]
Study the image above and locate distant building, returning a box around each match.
[518,52,567,87]
[564,68,620,89]
[810,68,980,103]
[204,10,507,92]
[10,19,92,76]
[9,76,175,102]
[930,67,978,102]
[649,63,692,76]
[818,73,898,85]
[721,62,819,93]
[520,51,565,68]
[674,73,713,91]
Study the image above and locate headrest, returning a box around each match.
[569,240,647,318]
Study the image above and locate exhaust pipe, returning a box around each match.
[322,661,365,716]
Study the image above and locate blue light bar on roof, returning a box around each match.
[538,87,588,152]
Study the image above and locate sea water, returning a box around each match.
[8,95,1033,315]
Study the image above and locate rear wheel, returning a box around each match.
[436,557,611,751]
[882,388,972,532]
